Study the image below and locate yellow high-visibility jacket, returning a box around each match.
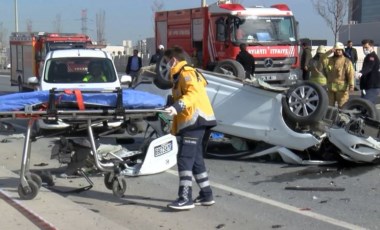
[169,61,216,134]
[83,74,107,82]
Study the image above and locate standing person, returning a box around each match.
[326,42,355,108]
[149,44,164,65]
[345,40,358,70]
[236,43,255,79]
[357,39,380,104]
[308,45,328,88]
[300,42,312,81]
[164,46,217,210]
[126,49,142,84]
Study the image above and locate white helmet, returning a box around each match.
[158,44,164,50]
[316,45,327,54]
[333,42,345,50]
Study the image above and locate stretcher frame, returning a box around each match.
[0,88,170,199]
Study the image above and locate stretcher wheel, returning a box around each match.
[104,172,113,190]
[112,178,127,198]
[29,173,42,189]
[18,180,39,200]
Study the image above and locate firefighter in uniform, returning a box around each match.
[308,45,328,88]
[164,46,217,210]
[326,42,355,108]
[83,61,107,82]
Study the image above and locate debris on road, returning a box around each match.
[285,186,345,191]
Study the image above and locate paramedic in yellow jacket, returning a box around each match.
[164,46,217,210]
[326,42,355,108]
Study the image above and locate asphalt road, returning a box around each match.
[0,73,380,229]
[0,130,379,230]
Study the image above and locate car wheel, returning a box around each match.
[154,52,192,90]
[282,81,328,125]
[342,97,377,120]
[213,59,246,80]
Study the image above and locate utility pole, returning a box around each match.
[14,0,19,32]
[81,9,88,35]
[96,10,106,45]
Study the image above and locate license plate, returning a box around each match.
[154,140,173,157]
[260,76,277,80]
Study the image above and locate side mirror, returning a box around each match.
[216,18,226,42]
[35,51,42,62]
[28,76,39,85]
[120,75,132,85]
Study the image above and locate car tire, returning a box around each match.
[213,59,246,80]
[154,52,192,90]
[282,81,328,125]
[342,97,378,120]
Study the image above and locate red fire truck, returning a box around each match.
[10,32,92,91]
[155,0,300,86]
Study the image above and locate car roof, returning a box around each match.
[47,49,110,59]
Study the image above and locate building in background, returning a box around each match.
[339,0,380,45]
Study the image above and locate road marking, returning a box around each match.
[0,189,57,230]
[167,169,366,230]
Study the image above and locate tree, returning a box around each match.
[311,0,348,43]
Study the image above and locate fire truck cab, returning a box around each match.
[9,32,92,91]
[155,0,300,86]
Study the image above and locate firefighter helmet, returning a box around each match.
[333,42,345,50]
[317,45,327,54]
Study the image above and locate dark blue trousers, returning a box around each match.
[177,128,213,199]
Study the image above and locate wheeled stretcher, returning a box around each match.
[0,88,177,200]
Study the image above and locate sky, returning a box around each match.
[0,0,335,46]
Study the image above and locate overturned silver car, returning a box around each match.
[152,59,380,165]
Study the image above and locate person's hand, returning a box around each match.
[355,72,362,79]
[165,106,177,116]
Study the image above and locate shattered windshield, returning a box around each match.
[232,16,297,44]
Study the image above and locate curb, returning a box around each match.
[0,166,128,230]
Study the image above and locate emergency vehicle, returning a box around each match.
[155,0,300,86]
[9,32,92,91]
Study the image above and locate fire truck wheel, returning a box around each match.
[213,59,246,79]
[282,81,328,125]
[342,98,377,120]
[154,52,192,90]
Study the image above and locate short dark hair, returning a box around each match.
[239,43,247,51]
[361,39,374,46]
[163,46,187,61]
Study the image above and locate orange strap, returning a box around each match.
[64,89,85,110]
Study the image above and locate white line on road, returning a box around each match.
[167,169,366,230]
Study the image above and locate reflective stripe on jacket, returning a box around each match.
[170,61,216,134]
[83,74,107,82]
